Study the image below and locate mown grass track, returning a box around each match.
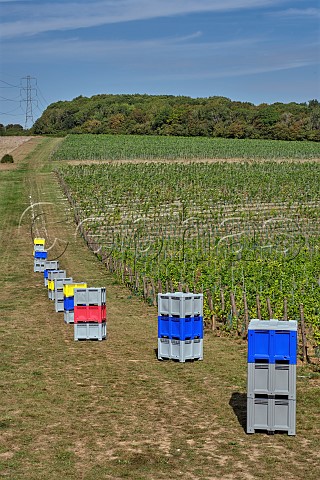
[0,137,319,479]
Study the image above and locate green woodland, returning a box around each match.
[31,94,320,141]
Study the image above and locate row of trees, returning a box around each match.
[0,124,25,135]
[25,95,320,141]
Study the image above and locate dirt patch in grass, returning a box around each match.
[0,136,34,156]
[0,163,16,171]
[0,137,44,170]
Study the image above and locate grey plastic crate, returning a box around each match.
[158,292,203,317]
[44,262,60,286]
[74,287,106,306]
[74,321,106,341]
[47,270,67,281]
[54,278,73,309]
[44,260,60,270]
[64,310,74,324]
[248,319,298,331]
[247,396,296,436]
[158,338,203,362]
[247,363,296,399]
[55,299,64,313]
[34,244,45,252]
[54,278,73,294]
[47,271,67,299]
[34,260,46,273]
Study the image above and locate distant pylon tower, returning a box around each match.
[21,76,37,129]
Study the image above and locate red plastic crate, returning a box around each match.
[74,305,106,323]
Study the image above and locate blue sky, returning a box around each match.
[0,0,319,127]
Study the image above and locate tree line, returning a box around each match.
[0,124,25,135]
[4,94,320,141]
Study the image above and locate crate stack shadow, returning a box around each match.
[246,319,297,435]
[157,292,204,362]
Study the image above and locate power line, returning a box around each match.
[0,95,21,102]
[0,79,19,88]
[35,92,47,110]
[37,85,49,106]
[0,107,24,116]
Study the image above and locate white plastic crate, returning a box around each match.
[158,338,203,362]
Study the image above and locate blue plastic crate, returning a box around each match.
[64,296,74,311]
[158,315,203,340]
[248,329,297,364]
[34,251,47,259]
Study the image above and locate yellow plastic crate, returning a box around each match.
[48,280,55,291]
[34,237,45,246]
[64,283,87,298]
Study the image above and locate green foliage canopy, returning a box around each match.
[32,94,320,141]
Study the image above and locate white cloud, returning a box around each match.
[274,8,320,18]
[3,32,318,81]
[0,0,286,39]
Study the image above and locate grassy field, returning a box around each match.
[0,137,319,480]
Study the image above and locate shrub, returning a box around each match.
[0,154,14,163]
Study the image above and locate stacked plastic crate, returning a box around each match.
[33,238,47,272]
[63,282,87,324]
[43,260,60,287]
[54,277,74,312]
[74,288,106,341]
[157,292,204,362]
[47,270,67,300]
[247,319,297,436]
